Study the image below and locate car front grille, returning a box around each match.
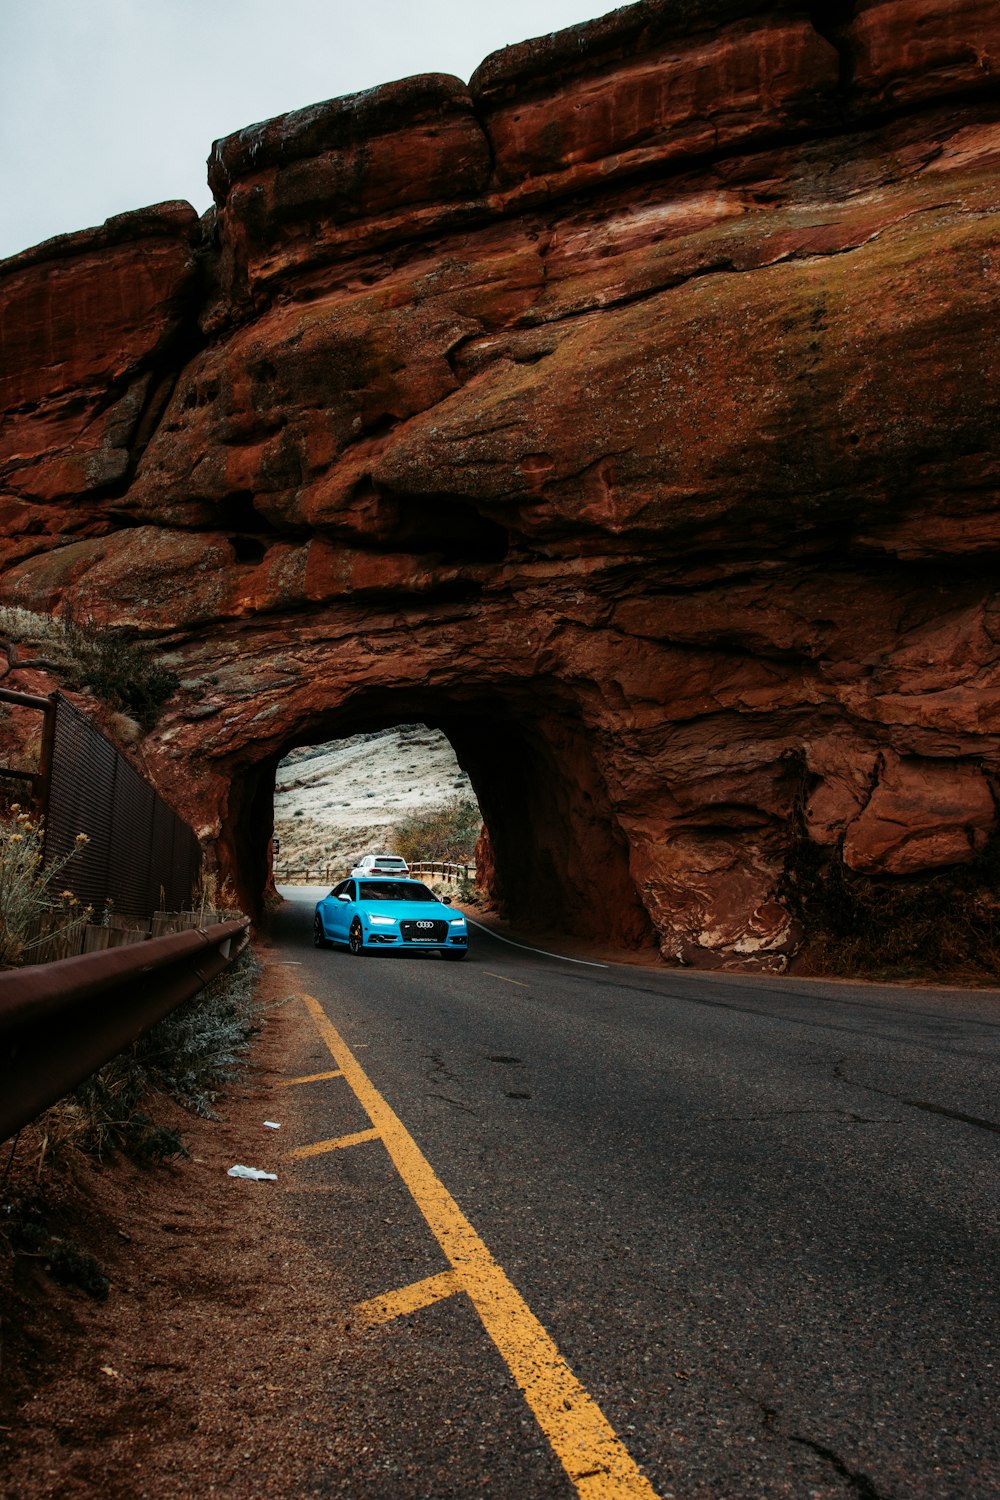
[400,919,448,942]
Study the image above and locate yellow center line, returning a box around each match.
[357,1269,463,1326]
[484,972,530,988]
[278,1069,344,1086]
[297,991,660,1500]
[289,1126,379,1159]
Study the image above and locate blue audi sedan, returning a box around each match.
[314,877,469,960]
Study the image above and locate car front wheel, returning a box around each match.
[348,918,367,956]
[444,949,467,961]
[313,914,329,949]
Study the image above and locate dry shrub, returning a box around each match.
[783,832,1000,983]
[63,619,178,731]
[44,944,263,1158]
[389,797,482,866]
[0,806,91,967]
[0,1201,111,1301]
[190,870,244,923]
[0,606,178,731]
[0,605,72,656]
[137,943,263,1118]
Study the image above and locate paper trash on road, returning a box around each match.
[263,1121,282,1129]
[227,1164,277,1181]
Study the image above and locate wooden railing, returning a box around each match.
[20,907,241,966]
[276,862,476,886]
[408,861,476,884]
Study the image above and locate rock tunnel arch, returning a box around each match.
[221,684,655,949]
[2,2,999,974]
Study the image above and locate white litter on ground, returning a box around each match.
[263,1121,281,1130]
[227,1165,277,1181]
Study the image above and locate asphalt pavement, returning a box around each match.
[267,889,1000,1499]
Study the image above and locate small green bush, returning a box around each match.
[390,797,481,867]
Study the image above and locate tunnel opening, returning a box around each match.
[220,689,655,953]
[272,723,479,885]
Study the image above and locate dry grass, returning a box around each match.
[0,805,91,967]
[0,605,73,656]
[273,817,394,880]
[0,605,178,730]
[40,944,264,1160]
[783,832,1000,983]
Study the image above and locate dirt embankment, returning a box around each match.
[0,953,366,1499]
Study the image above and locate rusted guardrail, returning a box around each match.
[0,919,249,1143]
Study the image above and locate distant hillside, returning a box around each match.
[273,724,474,878]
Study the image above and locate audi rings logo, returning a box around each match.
[416,920,434,929]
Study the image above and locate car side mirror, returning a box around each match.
[337,893,350,902]
[442,895,452,905]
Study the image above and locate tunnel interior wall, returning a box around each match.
[444,706,654,946]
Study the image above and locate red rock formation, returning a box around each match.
[2,0,999,968]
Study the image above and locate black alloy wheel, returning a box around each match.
[313,914,328,949]
[349,918,366,956]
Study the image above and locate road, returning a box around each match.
[270,888,999,1499]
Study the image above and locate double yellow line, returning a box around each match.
[289,991,661,1500]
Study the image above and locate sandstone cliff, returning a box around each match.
[2,0,999,968]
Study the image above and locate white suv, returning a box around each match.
[350,853,410,879]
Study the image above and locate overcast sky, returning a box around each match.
[0,0,608,262]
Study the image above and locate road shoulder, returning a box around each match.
[0,951,364,1498]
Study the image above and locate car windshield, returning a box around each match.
[358,880,437,903]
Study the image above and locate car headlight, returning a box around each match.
[368,914,396,926]
[449,917,466,927]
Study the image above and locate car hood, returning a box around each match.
[357,900,463,921]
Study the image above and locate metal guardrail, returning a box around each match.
[0,918,249,1143]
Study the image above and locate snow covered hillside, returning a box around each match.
[273,724,475,878]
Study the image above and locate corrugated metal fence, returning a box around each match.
[2,689,201,920]
[44,693,200,917]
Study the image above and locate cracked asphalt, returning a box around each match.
[273,891,999,1498]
